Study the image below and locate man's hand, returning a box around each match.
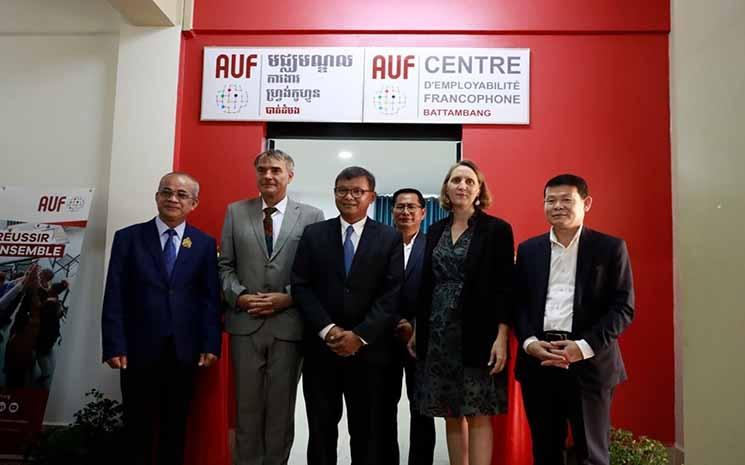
[527,340,569,369]
[394,319,414,345]
[406,331,417,359]
[543,340,583,368]
[328,330,363,357]
[324,325,344,344]
[199,353,218,367]
[105,355,128,369]
[237,292,291,317]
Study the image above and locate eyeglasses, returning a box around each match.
[393,204,424,213]
[157,188,194,201]
[334,187,373,199]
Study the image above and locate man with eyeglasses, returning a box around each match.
[292,166,403,465]
[101,172,221,465]
[383,188,436,465]
[514,174,634,465]
[218,149,323,465]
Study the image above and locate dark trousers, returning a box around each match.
[385,348,436,465]
[520,367,614,465]
[120,339,195,465]
[303,354,389,465]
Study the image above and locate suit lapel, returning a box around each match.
[143,219,169,283]
[271,198,299,260]
[536,234,552,324]
[170,224,195,284]
[349,218,377,280]
[404,231,425,280]
[249,199,270,259]
[327,217,346,280]
[573,227,593,319]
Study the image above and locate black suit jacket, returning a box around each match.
[514,227,634,389]
[396,232,426,323]
[291,217,403,364]
[415,210,514,368]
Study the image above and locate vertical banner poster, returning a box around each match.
[0,186,93,456]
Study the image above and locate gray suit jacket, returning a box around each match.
[219,197,324,340]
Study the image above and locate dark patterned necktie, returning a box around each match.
[163,229,177,278]
[263,207,277,256]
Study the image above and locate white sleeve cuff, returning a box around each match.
[523,336,539,353]
[575,339,595,359]
[319,324,335,340]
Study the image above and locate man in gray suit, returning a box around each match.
[219,149,324,465]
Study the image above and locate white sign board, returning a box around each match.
[201,47,530,124]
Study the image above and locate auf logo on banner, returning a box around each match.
[38,195,86,213]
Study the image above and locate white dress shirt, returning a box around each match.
[523,226,595,360]
[319,216,368,341]
[403,232,419,269]
[261,195,287,244]
[155,216,186,255]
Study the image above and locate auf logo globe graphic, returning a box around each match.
[374,86,407,115]
[66,195,85,212]
[216,83,249,114]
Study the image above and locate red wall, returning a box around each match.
[176,0,673,461]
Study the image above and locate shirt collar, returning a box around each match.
[261,195,288,214]
[549,225,583,249]
[155,216,186,239]
[340,216,367,236]
[404,231,419,247]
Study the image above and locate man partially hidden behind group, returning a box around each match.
[101,172,221,465]
[385,188,436,465]
[292,166,403,465]
[514,174,635,465]
[218,149,323,465]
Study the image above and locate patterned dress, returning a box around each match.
[415,223,507,417]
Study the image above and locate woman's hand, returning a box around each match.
[406,330,417,359]
[488,324,509,375]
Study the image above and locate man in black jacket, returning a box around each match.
[292,166,403,465]
[385,188,435,465]
[514,174,635,465]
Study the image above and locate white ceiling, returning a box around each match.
[272,138,458,197]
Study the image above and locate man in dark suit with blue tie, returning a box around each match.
[385,188,435,465]
[101,172,221,465]
[514,174,634,465]
[292,166,403,465]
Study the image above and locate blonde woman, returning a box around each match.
[409,160,514,465]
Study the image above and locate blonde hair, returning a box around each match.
[439,160,492,211]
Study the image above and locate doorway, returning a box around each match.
[268,123,460,465]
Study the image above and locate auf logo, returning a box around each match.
[217,83,249,114]
[38,196,66,212]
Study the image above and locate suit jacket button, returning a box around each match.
[344,287,350,294]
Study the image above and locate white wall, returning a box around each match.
[0,1,121,422]
[671,1,745,463]
[0,0,182,424]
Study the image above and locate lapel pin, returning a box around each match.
[182,237,192,249]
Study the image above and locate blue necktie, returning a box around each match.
[163,229,177,278]
[343,225,355,275]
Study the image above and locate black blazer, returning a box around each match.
[396,231,426,323]
[415,210,514,367]
[291,217,403,364]
[514,227,635,389]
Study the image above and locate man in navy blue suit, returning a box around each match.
[292,166,403,465]
[385,188,435,465]
[101,172,221,465]
[514,174,634,465]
